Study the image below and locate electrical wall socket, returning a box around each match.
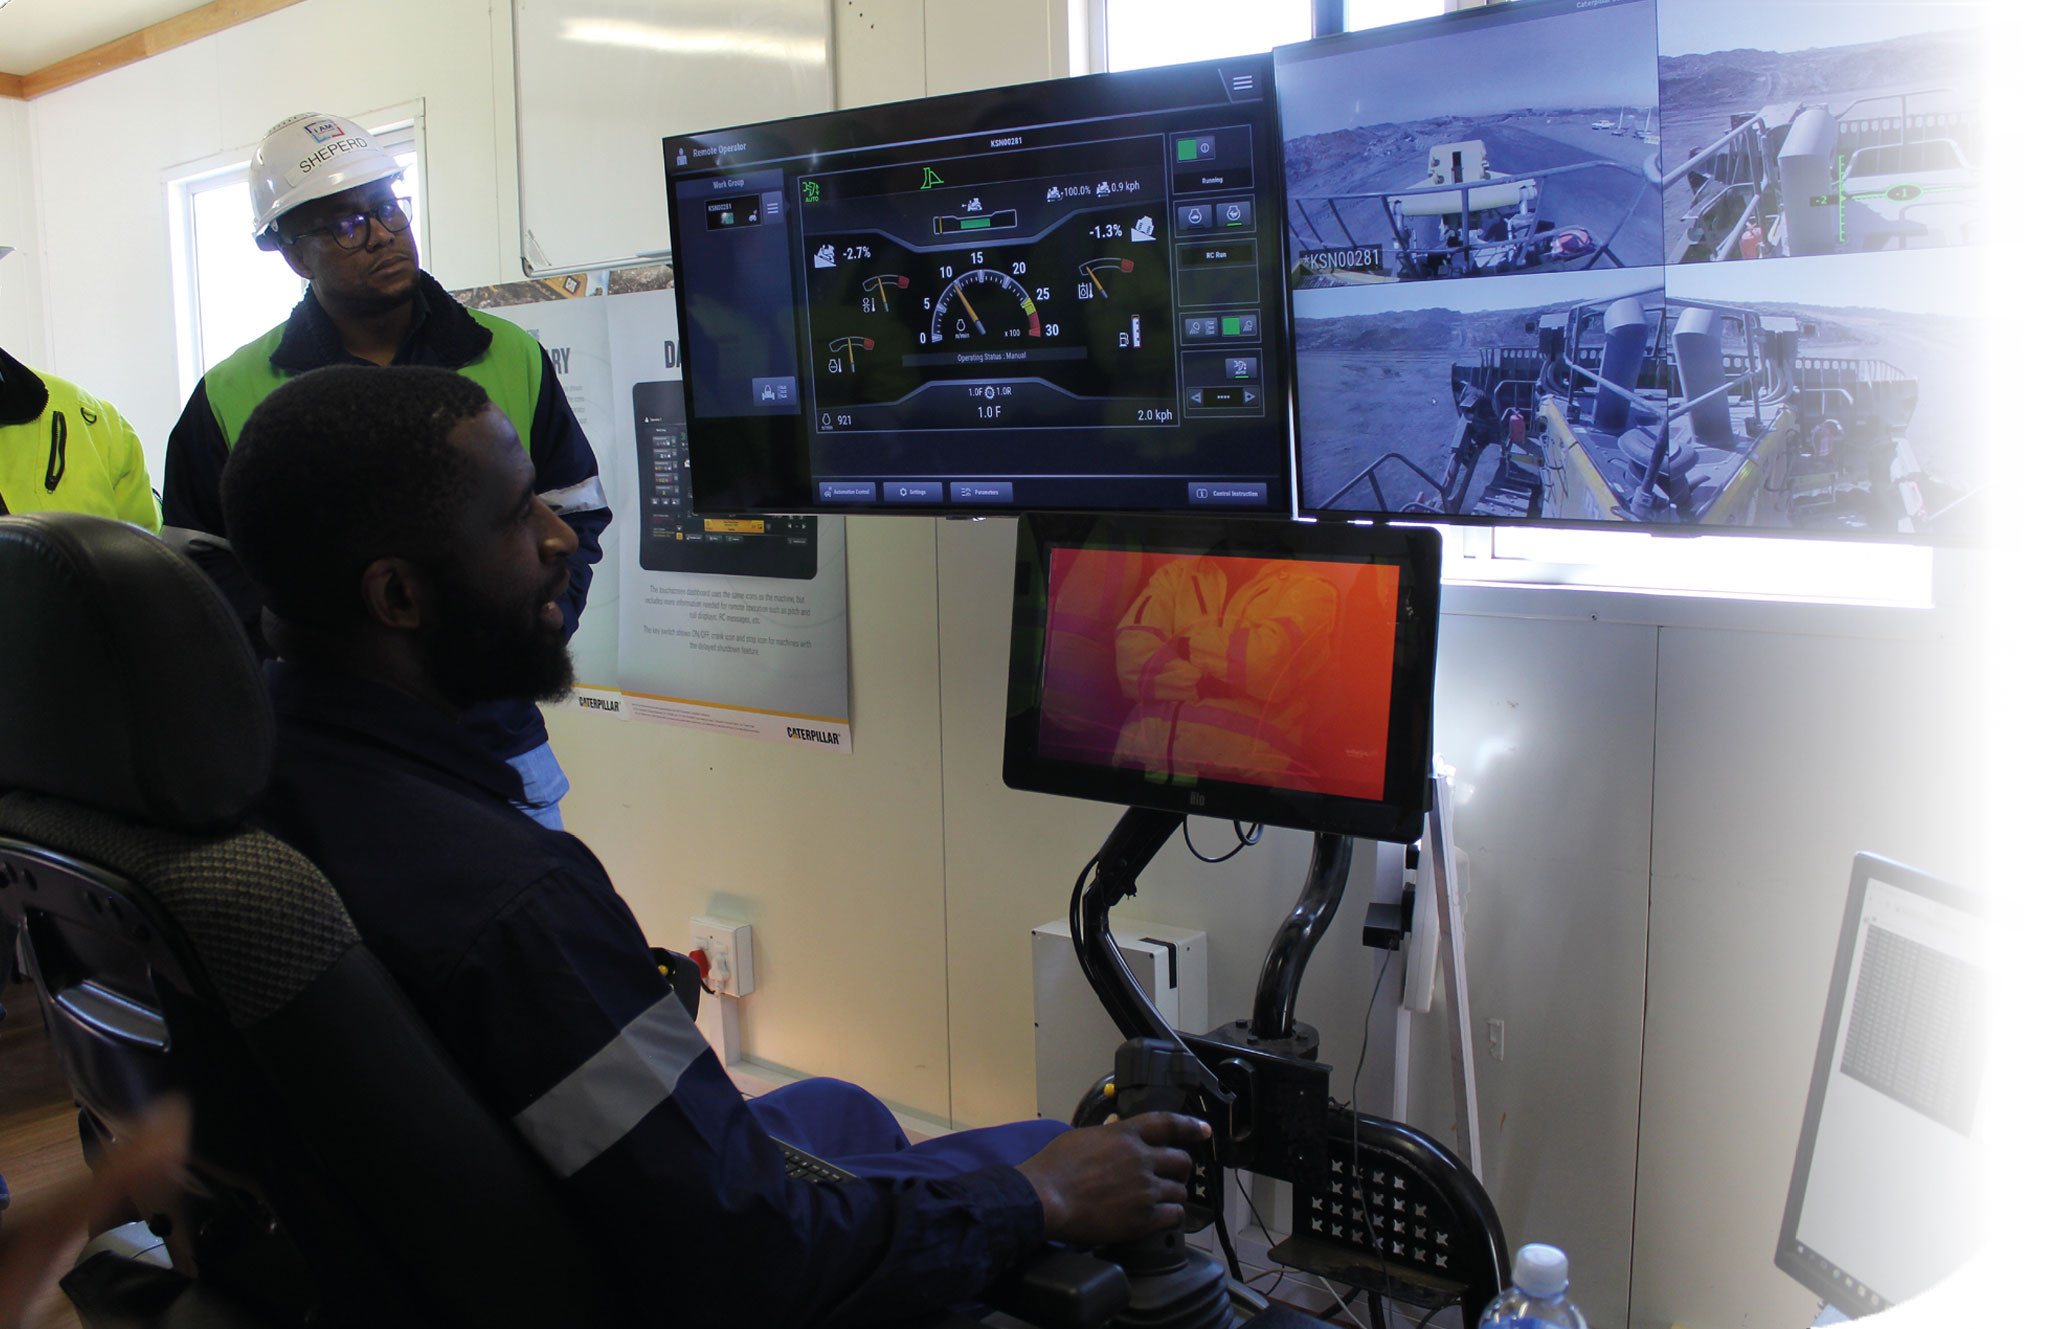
[689,917,755,997]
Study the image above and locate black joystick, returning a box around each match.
[1102,1038,1234,1329]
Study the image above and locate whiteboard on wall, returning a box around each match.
[513,0,834,274]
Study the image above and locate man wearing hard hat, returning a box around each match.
[162,113,610,829]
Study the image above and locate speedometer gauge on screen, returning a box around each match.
[662,56,1291,517]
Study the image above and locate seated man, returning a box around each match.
[220,364,1205,1327]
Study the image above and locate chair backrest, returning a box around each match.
[0,512,607,1327]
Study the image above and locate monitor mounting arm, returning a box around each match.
[1074,808,1345,1189]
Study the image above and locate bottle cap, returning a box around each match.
[1513,1243,1569,1298]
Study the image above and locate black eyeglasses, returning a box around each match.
[281,197,412,251]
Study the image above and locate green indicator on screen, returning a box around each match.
[1177,138,1200,161]
[1220,315,1241,336]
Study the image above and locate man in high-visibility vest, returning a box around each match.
[0,344,158,531]
[163,112,610,829]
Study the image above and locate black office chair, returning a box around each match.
[0,511,609,1328]
[0,513,1156,1329]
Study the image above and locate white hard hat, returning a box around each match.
[249,112,403,247]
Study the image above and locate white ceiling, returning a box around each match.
[0,0,202,77]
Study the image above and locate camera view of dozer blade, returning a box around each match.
[1300,275,1971,539]
[633,379,818,578]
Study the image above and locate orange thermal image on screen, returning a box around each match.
[1038,548,1399,802]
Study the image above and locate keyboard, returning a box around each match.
[775,1138,858,1184]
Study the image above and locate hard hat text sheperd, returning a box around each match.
[249,112,405,248]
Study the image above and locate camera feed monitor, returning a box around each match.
[1004,514,1439,843]
[1279,0,1984,540]
[662,57,1292,516]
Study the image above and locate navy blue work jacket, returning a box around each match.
[249,661,1047,1326]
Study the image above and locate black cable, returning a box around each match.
[1312,1284,1367,1326]
[1233,1170,1273,1245]
[1214,1205,1244,1284]
[1182,816,1264,863]
[1412,1294,1461,1329]
[1231,1172,1283,1300]
[1233,1172,1367,1326]
[1348,946,1397,1323]
[1069,850,1125,1025]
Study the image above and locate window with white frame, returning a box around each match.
[1080,0,1937,608]
[169,120,421,397]
[1100,0,1311,73]
[1095,0,1444,73]
[1345,0,1445,32]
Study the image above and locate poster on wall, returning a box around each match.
[605,287,854,751]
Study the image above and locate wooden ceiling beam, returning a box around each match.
[11,0,307,101]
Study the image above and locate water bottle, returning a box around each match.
[1477,1243,1588,1329]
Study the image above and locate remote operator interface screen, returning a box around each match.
[662,56,1292,516]
[1003,515,1441,843]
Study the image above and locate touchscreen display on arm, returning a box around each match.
[1036,549,1399,804]
[1004,514,1439,843]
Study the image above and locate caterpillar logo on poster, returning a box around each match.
[786,726,842,746]
[577,696,621,713]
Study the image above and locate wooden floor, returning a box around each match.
[1,978,90,1329]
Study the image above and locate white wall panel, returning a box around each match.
[553,514,956,1117]
[923,0,1064,95]
[1632,623,1978,1329]
[1420,611,1657,1329]
[0,98,48,367]
[833,0,929,108]
[511,0,833,271]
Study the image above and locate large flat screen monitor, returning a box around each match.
[662,56,1293,517]
[1278,0,1983,540]
[1776,852,1987,1317]
[1003,514,1439,842]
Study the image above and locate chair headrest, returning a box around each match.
[0,513,271,829]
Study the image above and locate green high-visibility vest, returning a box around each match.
[0,370,160,531]
[202,309,543,454]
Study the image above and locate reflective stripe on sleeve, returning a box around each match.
[513,993,709,1178]
[539,474,609,515]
